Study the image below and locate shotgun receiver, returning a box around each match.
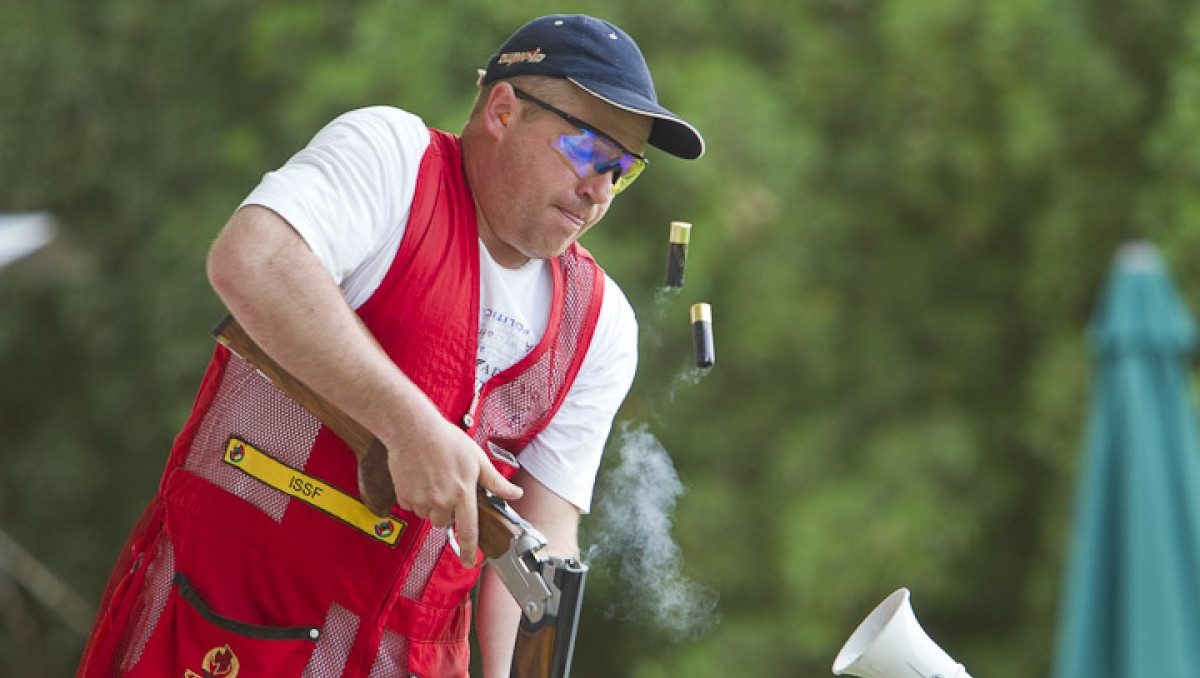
[212,315,586,678]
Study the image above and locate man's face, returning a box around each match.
[478,82,652,269]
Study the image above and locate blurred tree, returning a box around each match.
[2,0,1198,677]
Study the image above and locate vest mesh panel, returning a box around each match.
[117,536,175,672]
[367,629,409,678]
[401,528,448,601]
[302,603,360,678]
[184,354,322,521]
[471,252,598,449]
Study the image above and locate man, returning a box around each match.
[76,13,703,678]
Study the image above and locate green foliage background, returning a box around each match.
[5,0,1200,676]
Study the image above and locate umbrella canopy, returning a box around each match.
[1052,241,1200,678]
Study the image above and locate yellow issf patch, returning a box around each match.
[223,438,403,546]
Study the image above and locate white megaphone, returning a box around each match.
[832,588,972,678]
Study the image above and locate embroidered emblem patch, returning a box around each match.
[184,644,239,678]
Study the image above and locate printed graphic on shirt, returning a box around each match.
[476,306,537,393]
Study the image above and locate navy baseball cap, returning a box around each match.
[480,14,705,160]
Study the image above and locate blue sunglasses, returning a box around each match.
[512,87,648,194]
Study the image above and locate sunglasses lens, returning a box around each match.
[552,130,646,194]
[612,157,645,194]
[552,133,597,179]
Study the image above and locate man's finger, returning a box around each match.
[477,456,523,502]
[453,490,479,568]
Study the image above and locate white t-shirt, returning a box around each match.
[240,106,638,511]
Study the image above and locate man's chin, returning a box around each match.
[528,238,576,261]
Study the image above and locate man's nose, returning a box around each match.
[576,167,614,203]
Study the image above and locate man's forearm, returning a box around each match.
[207,205,442,454]
[478,565,523,678]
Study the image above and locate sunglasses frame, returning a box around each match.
[510,86,648,194]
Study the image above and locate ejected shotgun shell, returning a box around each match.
[690,303,715,368]
[664,221,692,288]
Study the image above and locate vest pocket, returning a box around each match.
[123,572,320,677]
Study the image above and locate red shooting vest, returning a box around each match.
[76,129,606,678]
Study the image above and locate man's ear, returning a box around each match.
[484,82,518,138]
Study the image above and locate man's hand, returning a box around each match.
[384,418,522,567]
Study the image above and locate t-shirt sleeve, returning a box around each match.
[518,275,639,512]
[239,107,430,305]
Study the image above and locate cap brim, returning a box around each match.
[570,79,705,160]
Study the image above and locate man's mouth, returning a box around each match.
[557,206,587,229]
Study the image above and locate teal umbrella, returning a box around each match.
[1053,241,1200,678]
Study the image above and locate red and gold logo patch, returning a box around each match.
[184,644,239,678]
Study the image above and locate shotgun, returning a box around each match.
[212,315,586,678]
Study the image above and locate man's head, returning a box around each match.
[479,14,704,161]
[462,15,703,268]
